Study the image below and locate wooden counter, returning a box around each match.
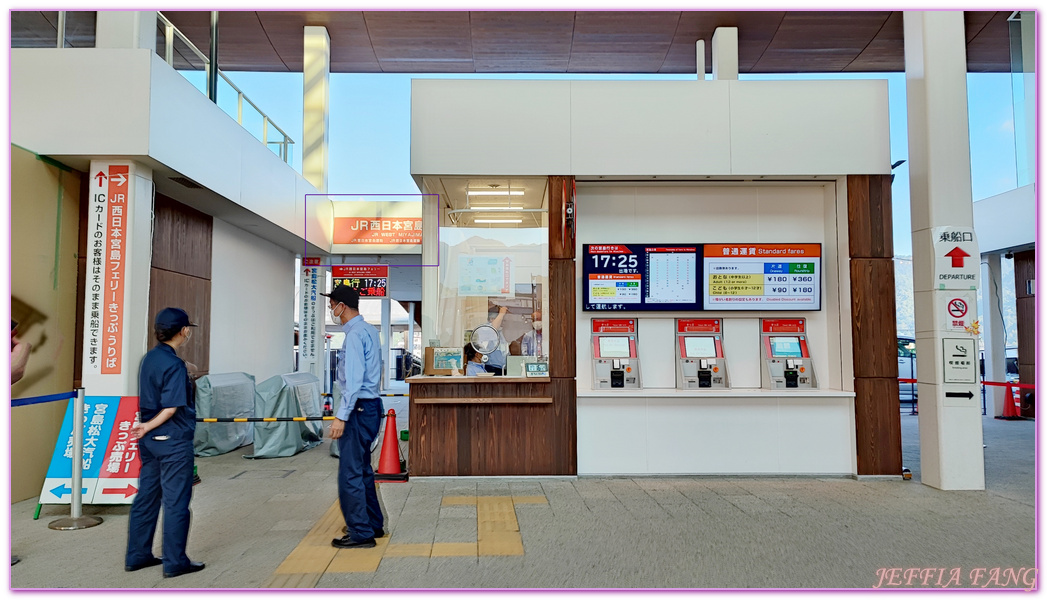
[407,375,576,476]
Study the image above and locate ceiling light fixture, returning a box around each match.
[467,190,524,196]
[474,218,523,224]
[467,205,524,210]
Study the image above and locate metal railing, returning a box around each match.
[156,12,295,163]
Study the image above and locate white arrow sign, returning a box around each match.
[111,172,127,186]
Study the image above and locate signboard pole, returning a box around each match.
[48,389,103,530]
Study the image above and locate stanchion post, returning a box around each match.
[48,388,103,530]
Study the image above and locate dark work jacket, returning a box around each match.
[138,343,196,441]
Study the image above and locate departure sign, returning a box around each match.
[703,244,821,310]
[332,265,389,298]
[584,243,821,312]
[584,244,701,311]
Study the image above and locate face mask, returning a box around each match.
[331,304,343,320]
[184,328,192,341]
[533,322,542,331]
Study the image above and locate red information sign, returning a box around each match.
[101,165,129,374]
[333,265,390,298]
[677,319,720,333]
[96,397,142,502]
[303,257,322,266]
[333,217,421,245]
[592,319,636,333]
[761,319,806,333]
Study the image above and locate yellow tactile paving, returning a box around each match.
[268,491,550,585]
[383,543,432,558]
[272,501,343,575]
[430,542,478,557]
[441,496,478,505]
[326,537,390,573]
[476,497,525,556]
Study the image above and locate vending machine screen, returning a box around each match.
[683,336,717,358]
[769,336,804,358]
[597,336,632,358]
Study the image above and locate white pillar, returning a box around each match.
[696,40,706,81]
[303,26,330,193]
[82,161,154,396]
[421,191,440,346]
[981,253,1008,415]
[381,297,392,389]
[904,10,985,490]
[95,11,156,50]
[711,27,738,81]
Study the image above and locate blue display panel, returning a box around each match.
[583,244,701,311]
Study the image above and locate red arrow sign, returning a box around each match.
[95,171,107,186]
[101,484,138,498]
[945,247,970,268]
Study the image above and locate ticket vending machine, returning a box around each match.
[760,318,817,390]
[676,319,729,389]
[591,319,641,390]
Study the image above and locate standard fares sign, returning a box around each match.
[583,243,821,311]
[40,397,142,505]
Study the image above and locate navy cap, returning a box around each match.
[154,307,197,329]
[320,284,359,308]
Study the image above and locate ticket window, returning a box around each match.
[761,319,816,390]
[591,319,641,390]
[676,319,729,390]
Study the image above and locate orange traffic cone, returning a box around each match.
[375,409,408,481]
[996,385,1023,420]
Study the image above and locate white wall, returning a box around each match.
[973,184,1035,254]
[411,78,890,177]
[574,183,846,391]
[11,48,330,253]
[210,218,296,381]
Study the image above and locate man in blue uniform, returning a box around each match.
[125,307,205,578]
[322,285,385,549]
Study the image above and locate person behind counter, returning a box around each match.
[483,305,509,375]
[464,344,487,376]
[521,310,542,357]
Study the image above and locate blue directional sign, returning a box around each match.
[39,396,121,504]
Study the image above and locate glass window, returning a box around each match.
[427,177,548,369]
[897,338,916,358]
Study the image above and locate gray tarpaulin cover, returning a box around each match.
[193,372,255,457]
[244,372,324,458]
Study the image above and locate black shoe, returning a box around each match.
[331,535,376,549]
[342,525,384,538]
[125,556,163,572]
[163,561,205,578]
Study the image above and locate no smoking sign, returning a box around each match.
[941,291,976,333]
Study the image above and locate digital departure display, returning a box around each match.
[584,243,821,312]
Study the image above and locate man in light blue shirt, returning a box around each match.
[322,285,385,549]
[521,310,543,357]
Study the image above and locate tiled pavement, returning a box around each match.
[10,413,1036,590]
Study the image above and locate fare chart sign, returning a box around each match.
[583,243,821,311]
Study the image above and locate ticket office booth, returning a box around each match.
[591,319,642,390]
[760,318,817,390]
[676,318,728,390]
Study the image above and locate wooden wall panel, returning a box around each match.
[549,259,576,378]
[152,193,213,280]
[148,269,211,375]
[548,175,575,260]
[848,174,901,476]
[849,259,899,378]
[73,174,90,387]
[847,174,894,258]
[853,377,903,475]
[408,378,575,475]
